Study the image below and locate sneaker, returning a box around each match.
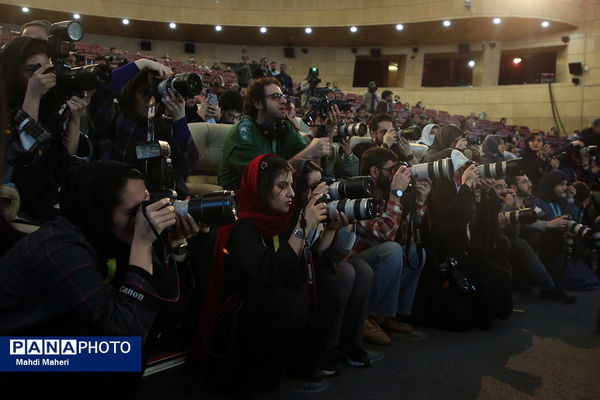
[341,343,372,368]
[372,316,413,334]
[539,285,577,304]
[363,318,391,345]
[366,349,384,362]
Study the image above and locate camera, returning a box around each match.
[338,122,367,137]
[582,145,600,160]
[565,220,600,248]
[409,158,456,181]
[439,258,476,293]
[397,127,420,141]
[155,72,203,99]
[466,136,482,146]
[316,195,380,220]
[477,158,524,179]
[47,20,112,99]
[137,140,237,226]
[303,87,352,127]
[501,208,538,225]
[326,176,375,200]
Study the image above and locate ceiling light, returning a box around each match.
[350,26,358,33]
[493,18,501,25]
[443,20,451,27]
[22,7,29,13]
[541,21,550,28]
[122,18,130,25]
[215,25,222,32]
[73,13,80,19]
[305,27,312,34]
[468,60,475,68]
[513,57,522,64]
[396,24,404,31]
[169,22,177,29]
[260,27,267,34]
[388,64,398,71]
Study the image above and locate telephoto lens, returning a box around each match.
[57,63,113,92]
[173,190,238,226]
[338,122,367,137]
[324,198,379,220]
[502,208,538,225]
[478,158,524,178]
[409,158,455,181]
[157,72,203,99]
[328,176,375,200]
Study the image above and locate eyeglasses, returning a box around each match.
[264,92,287,101]
[518,179,531,185]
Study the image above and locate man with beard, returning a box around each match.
[218,78,330,190]
[352,113,418,166]
[494,177,576,303]
[349,146,430,345]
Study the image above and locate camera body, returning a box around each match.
[47,20,112,99]
[136,140,237,227]
[303,87,352,126]
[397,127,420,141]
[501,208,538,225]
[466,136,482,146]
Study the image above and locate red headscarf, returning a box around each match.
[197,154,295,358]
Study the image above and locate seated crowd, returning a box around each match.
[2,21,600,399]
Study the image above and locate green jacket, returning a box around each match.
[218,116,307,190]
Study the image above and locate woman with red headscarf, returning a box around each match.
[200,153,327,396]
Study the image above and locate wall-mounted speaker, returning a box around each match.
[351,48,357,54]
[458,43,470,54]
[370,48,382,58]
[301,48,308,54]
[184,43,195,54]
[284,47,295,58]
[569,62,583,75]
[140,40,152,51]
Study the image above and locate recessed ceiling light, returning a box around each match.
[443,20,451,27]
[169,22,177,29]
[215,25,222,32]
[305,27,312,34]
[260,27,267,34]
[493,18,501,25]
[513,57,522,64]
[22,7,29,13]
[350,26,358,33]
[122,18,130,25]
[541,21,550,28]
[396,24,404,31]
[468,60,475,68]
[73,13,80,19]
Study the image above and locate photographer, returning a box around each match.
[291,159,376,369]
[532,170,600,290]
[422,124,470,163]
[1,36,93,224]
[0,161,197,397]
[492,178,577,303]
[417,123,440,148]
[202,154,330,396]
[421,149,513,330]
[353,113,418,165]
[88,58,199,197]
[520,130,560,195]
[218,78,330,191]
[350,147,430,344]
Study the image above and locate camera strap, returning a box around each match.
[147,96,156,142]
[303,245,318,321]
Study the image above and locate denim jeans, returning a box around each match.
[351,241,425,317]
[509,237,554,289]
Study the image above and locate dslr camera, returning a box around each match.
[153,72,204,100]
[501,208,538,225]
[408,157,524,181]
[565,220,600,249]
[316,176,380,220]
[466,136,483,146]
[397,127,420,141]
[47,20,112,99]
[136,140,238,227]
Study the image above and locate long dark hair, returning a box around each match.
[118,68,166,121]
[257,154,293,201]
[0,36,49,111]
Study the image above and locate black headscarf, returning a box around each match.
[482,134,505,164]
[422,124,464,162]
[58,160,144,261]
[537,169,569,205]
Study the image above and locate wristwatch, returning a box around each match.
[391,189,403,197]
[294,228,305,239]
[170,241,188,256]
